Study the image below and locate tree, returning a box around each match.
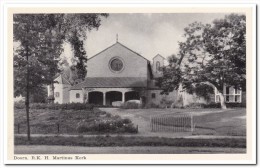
[14,14,65,140]
[64,14,108,81]
[13,14,108,140]
[157,54,181,94]
[158,14,246,109]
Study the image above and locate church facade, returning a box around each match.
[47,42,245,107]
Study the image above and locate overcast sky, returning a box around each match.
[62,13,229,63]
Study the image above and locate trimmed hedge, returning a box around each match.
[14,102,94,110]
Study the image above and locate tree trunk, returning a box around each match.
[50,82,55,104]
[25,44,31,141]
[218,91,227,109]
[201,81,227,109]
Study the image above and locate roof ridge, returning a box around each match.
[116,42,150,62]
[61,75,72,85]
[88,42,150,62]
[153,54,165,60]
[87,42,118,61]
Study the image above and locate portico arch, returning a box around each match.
[125,91,140,102]
[106,91,122,105]
[88,91,103,105]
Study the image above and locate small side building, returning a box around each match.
[47,74,72,104]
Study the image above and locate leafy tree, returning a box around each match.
[64,14,108,81]
[14,14,65,140]
[158,14,246,109]
[157,54,181,94]
[13,14,108,140]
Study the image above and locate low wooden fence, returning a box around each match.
[150,113,194,132]
[14,123,76,134]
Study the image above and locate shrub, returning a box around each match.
[145,103,160,108]
[203,103,221,108]
[76,116,138,134]
[121,102,140,109]
[14,102,25,109]
[226,103,246,108]
[185,103,204,109]
[160,97,174,108]
[14,102,94,111]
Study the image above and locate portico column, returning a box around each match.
[85,91,89,103]
[122,91,125,103]
[103,92,106,105]
[82,88,89,103]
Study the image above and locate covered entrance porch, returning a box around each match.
[83,88,142,106]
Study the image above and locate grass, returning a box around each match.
[14,135,246,148]
[104,108,246,136]
[192,109,246,136]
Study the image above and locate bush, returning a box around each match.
[185,103,205,109]
[179,102,245,109]
[226,103,246,108]
[160,97,174,108]
[144,102,160,108]
[76,117,138,134]
[203,103,221,108]
[14,102,25,109]
[121,102,140,109]
[14,102,94,111]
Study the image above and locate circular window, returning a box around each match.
[109,57,124,72]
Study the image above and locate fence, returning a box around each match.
[14,123,139,134]
[14,123,76,134]
[150,113,194,132]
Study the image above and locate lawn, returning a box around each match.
[102,108,246,136]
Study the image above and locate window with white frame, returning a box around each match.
[215,86,242,103]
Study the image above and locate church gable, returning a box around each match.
[87,42,150,78]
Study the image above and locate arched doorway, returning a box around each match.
[88,91,103,105]
[106,91,122,105]
[125,91,140,102]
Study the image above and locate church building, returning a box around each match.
[47,41,245,107]
[48,41,169,106]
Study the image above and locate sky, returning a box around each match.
[61,13,229,64]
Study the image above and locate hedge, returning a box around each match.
[14,102,94,110]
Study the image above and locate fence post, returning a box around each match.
[136,125,138,133]
[17,123,20,134]
[150,116,152,132]
[191,114,193,132]
[57,123,60,134]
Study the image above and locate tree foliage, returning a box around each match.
[13,14,108,140]
[158,14,246,108]
[13,14,64,98]
[14,13,108,97]
[64,14,108,81]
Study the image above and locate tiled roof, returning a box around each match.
[70,77,147,90]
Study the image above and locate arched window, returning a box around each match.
[156,61,160,72]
